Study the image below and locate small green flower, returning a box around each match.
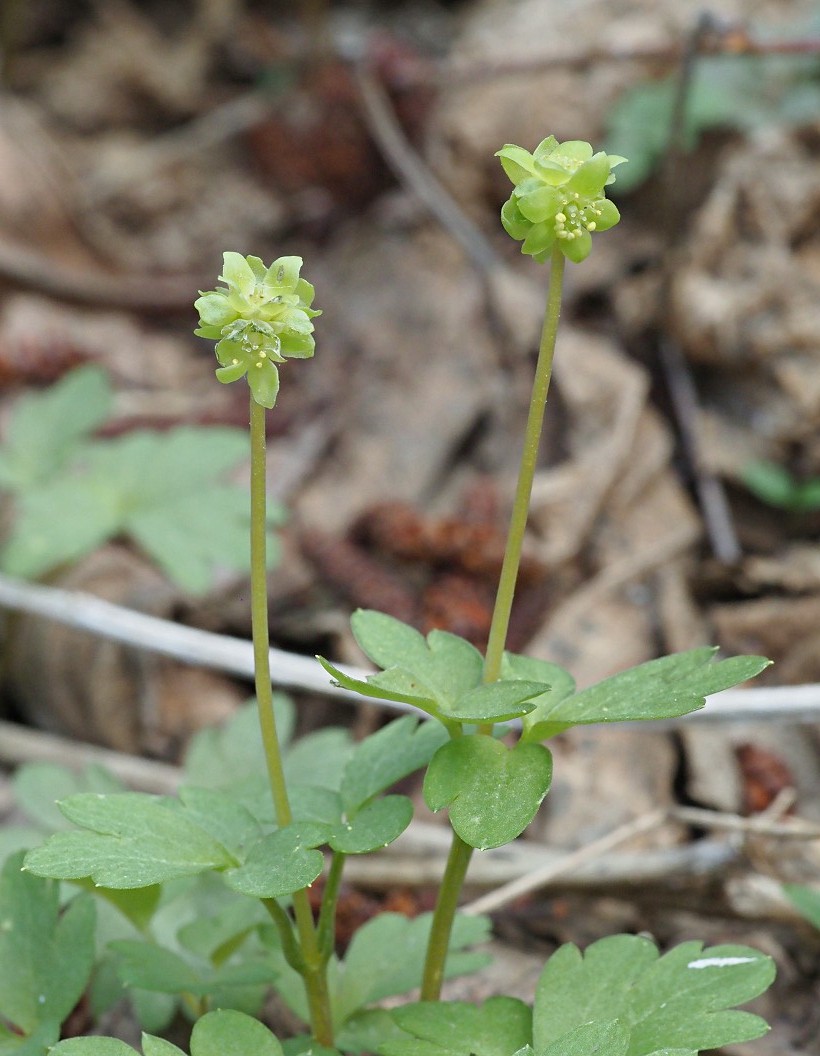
[496,137,627,263]
[195,252,321,408]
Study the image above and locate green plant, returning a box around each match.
[12,139,777,1055]
[740,458,820,514]
[0,365,283,593]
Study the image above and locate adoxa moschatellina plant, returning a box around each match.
[22,139,776,1056]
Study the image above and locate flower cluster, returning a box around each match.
[194,252,321,408]
[496,137,626,263]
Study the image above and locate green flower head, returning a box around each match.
[194,252,321,408]
[496,137,627,263]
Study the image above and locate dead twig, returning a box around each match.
[0,573,819,723]
[0,720,180,794]
[0,237,207,312]
[352,62,503,278]
[461,809,669,915]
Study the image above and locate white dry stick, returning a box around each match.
[1,573,820,722]
[461,808,668,916]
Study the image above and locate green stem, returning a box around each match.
[249,397,333,1046]
[421,247,566,1000]
[482,245,565,684]
[420,831,474,1000]
[317,851,346,962]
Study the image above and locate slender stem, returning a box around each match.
[482,245,565,683]
[249,397,333,1046]
[263,897,306,973]
[317,851,346,962]
[250,397,293,828]
[421,247,566,1000]
[420,831,474,1000]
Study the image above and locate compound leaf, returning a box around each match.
[521,650,770,736]
[0,366,111,491]
[23,793,234,888]
[0,852,95,1040]
[224,824,327,898]
[332,912,491,1026]
[327,795,412,854]
[424,736,552,849]
[533,935,775,1054]
[190,1010,283,1056]
[340,716,447,814]
[385,997,531,1056]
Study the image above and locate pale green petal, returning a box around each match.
[567,152,610,197]
[532,135,559,161]
[220,252,256,297]
[194,324,225,340]
[608,154,628,169]
[248,361,281,408]
[295,278,316,307]
[501,198,530,240]
[245,255,268,281]
[560,228,592,263]
[522,222,555,257]
[495,144,538,184]
[555,140,594,162]
[264,256,302,291]
[214,338,245,367]
[280,332,315,359]
[194,291,235,327]
[593,199,620,232]
[517,185,561,223]
[532,159,572,186]
[215,361,248,384]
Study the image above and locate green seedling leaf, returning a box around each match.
[284,727,353,790]
[783,883,820,929]
[424,736,553,849]
[50,1041,140,1056]
[109,942,200,994]
[176,787,261,859]
[23,793,234,888]
[0,852,95,1040]
[317,657,439,715]
[12,762,125,832]
[539,1020,629,1056]
[533,935,775,1054]
[0,366,111,492]
[385,997,531,1056]
[80,883,162,933]
[340,715,448,814]
[142,1038,186,1056]
[501,653,576,741]
[352,612,484,707]
[190,1009,284,1056]
[224,823,327,898]
[110,940,274,997]
[177,898,268,962]
[328,795,412,854]
[446,680,546,723]
[331,911,491,1027]
[1,474,122,579]
[519,650,770,737]
[184,697,295,788]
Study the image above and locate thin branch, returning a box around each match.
[461,809,668,915]
[353,62,504,277]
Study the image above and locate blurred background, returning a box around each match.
[0,1,820,1045]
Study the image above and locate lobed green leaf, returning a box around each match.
[0,852,95,1040]
[327,795,412,854]
[224,824,327,898]
[424,736,553,849]
[23,793,235,888]
[519,650,771,737]
[533,935,775,1054]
